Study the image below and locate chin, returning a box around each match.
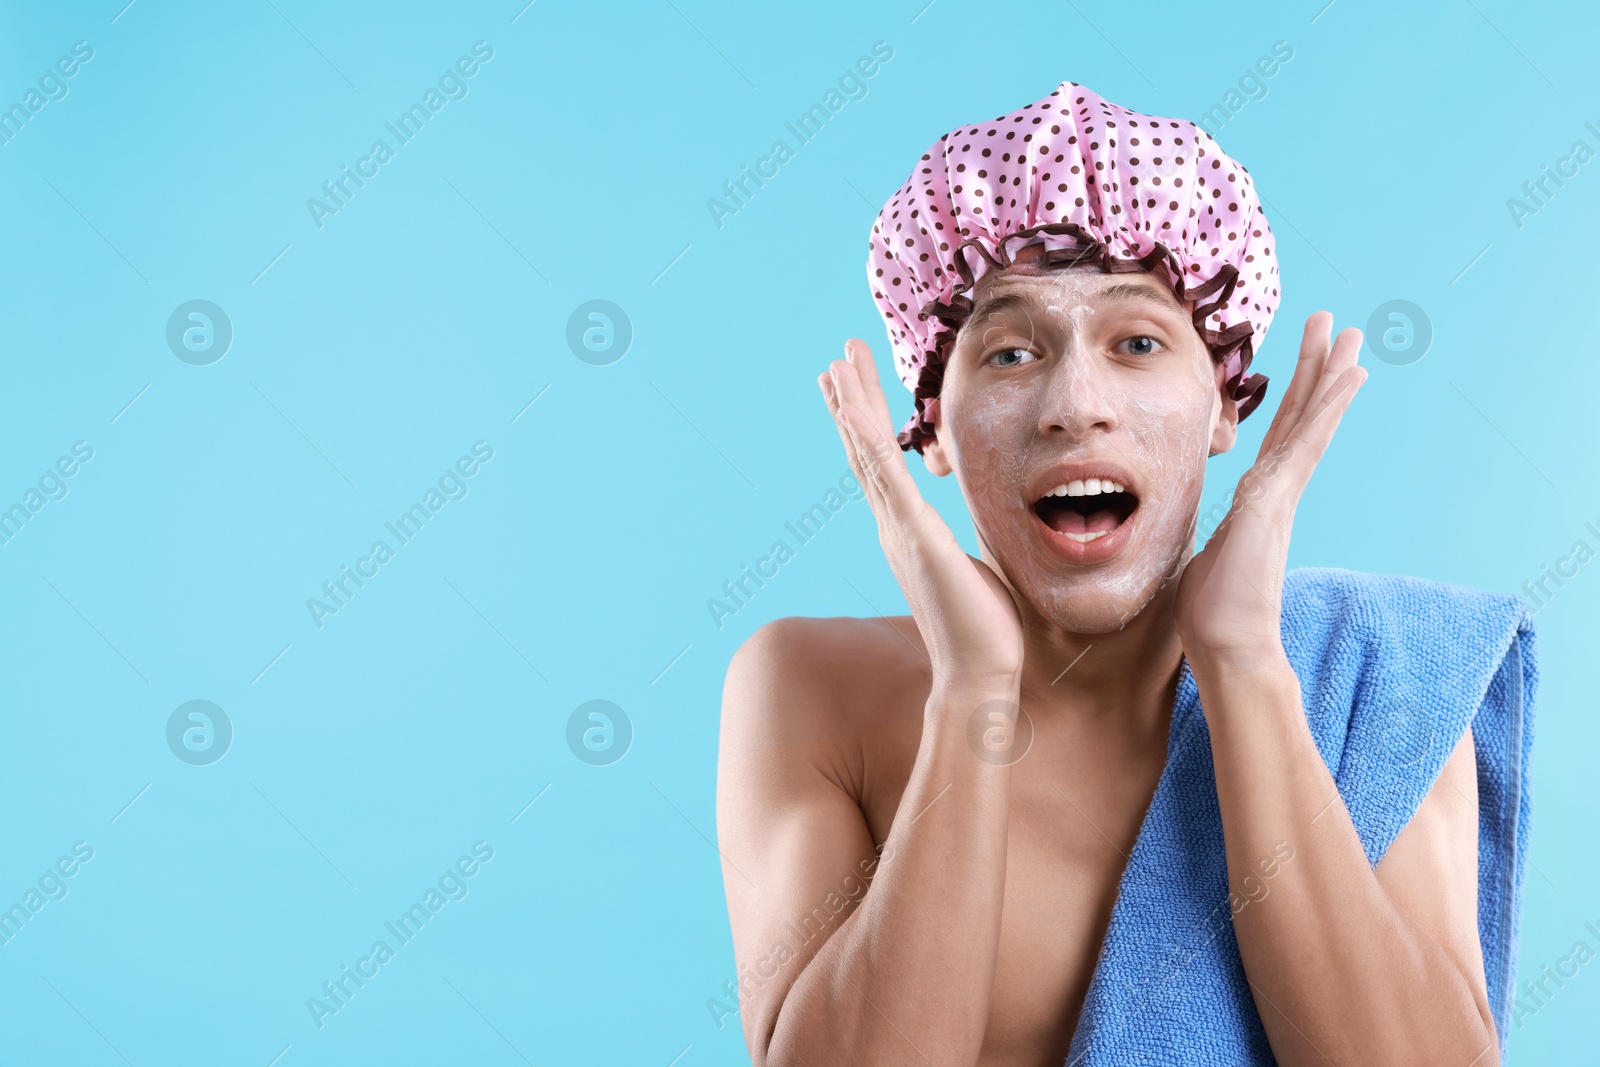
[1017,567,1179,635]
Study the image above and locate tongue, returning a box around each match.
[1045,506,1123,535]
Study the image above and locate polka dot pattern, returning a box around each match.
[867,81,1281,452]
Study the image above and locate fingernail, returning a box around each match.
[819,374,835,402]
[843,340,856,362]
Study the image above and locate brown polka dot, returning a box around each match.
[864,81,1279,446]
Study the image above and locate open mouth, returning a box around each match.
[1032,478,1139,544]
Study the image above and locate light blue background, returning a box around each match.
[0,0,1595,1063]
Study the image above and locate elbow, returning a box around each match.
[1419,971,1500,1064]
[1462,1032,1499,1067]
[759,1011,820,1067]
[1465,1008,1499,1067]
[1456,964,1500,1065]
[1415,981,1498,1066]
[746,997,787,1067]
[756,989,874,1067]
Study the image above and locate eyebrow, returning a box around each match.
[964,291,1037,334]
[1098,281,1184,313]
[964,278,1184,335]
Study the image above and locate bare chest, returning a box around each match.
[857,715,1166,1066]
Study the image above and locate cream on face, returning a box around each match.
[930,259,1227,634]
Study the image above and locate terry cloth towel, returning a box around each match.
[1065,566,1538,1065]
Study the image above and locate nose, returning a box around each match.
[1036,347,1117,439]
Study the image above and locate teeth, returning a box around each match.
[1044,479,1127,499]
[1063,530,1110,543]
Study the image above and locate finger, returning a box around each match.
[1277,363,1367,487]
[844,338,897,438]
[1259,311,1333,458]
[1259,311,1332,456]
[1285,325,1362,452]
[1318,326,1363,391]
[1297,362,1367,454]
[835,348,905,503]
[819,368,868,490]
[825,362,927,528]
[820,369,891,521]
[1246,360,1366,514]
[1232,334,1364,522]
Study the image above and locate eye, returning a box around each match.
[986,347,1039,368]
[1119,335,1162,357]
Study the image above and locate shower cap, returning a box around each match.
[867,81,1280,452]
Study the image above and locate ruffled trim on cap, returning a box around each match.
[896,221,1269,453]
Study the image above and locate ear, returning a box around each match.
[1208,363,1240,457]
[918,398,955,476]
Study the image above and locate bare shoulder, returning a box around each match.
[716,616,928,1053]
[720,614,931,758]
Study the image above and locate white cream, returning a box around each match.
[932,261,1225,635]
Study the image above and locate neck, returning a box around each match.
[1013,581,1187,741]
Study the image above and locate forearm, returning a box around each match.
[1192,649,1494,1065]
[766,679,1016,1067]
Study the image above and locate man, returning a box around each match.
[716,82,1533,1066]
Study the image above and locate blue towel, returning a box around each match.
[1065,567,1538,1065]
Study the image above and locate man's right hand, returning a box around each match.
[820,338,1025,694]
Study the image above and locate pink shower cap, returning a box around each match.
[867,81,1280,452]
